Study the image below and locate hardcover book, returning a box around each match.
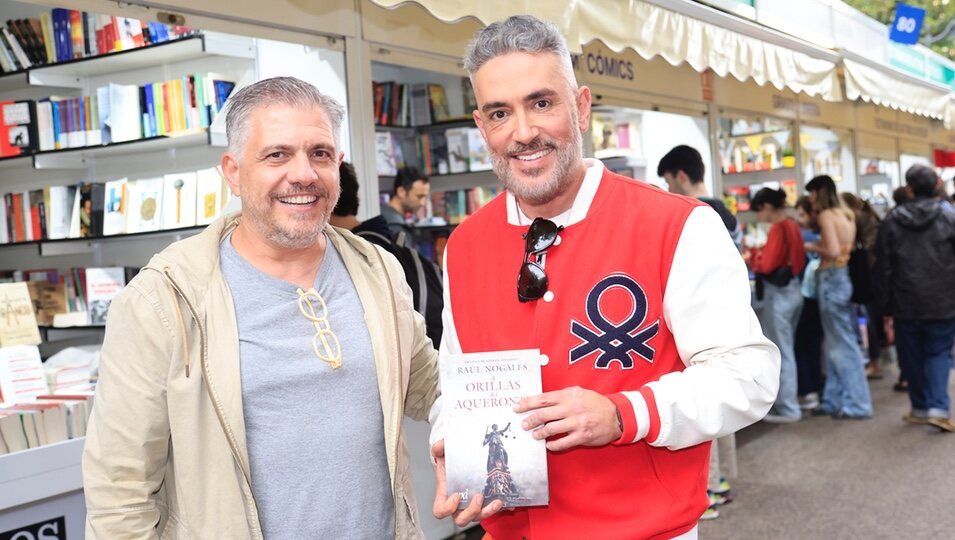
[439,349,549,509]
[84,266,127,325]
[162,172,197,229]
[0,282,41,347]
[195,166,223,225]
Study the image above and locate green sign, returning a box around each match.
[927,58,955,87]
[888,42,926,78]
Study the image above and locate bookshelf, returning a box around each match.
[371,61,499,259]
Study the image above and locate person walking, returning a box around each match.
[875,165,955,432]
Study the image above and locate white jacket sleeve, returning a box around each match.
[427,249,459,448]
[617,206,780,449]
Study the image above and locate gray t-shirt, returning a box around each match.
[220,235,394,538]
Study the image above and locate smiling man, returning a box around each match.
[83,77,439,539]
[429,16,780,539]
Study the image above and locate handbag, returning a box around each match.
[757,222,795,287]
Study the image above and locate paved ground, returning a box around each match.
[700,370,955,539]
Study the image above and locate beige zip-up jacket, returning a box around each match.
[83,213,440,539]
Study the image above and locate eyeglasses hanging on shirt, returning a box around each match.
[297,287,343,369]
[518,217,563,303]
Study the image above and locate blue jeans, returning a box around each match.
[894,318,955,418]
[755,278,804,418]
[817,267,873,417]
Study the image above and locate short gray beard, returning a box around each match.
[245,184,340,250]
[491,127,583,207]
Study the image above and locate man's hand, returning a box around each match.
[514,386,622,452]
[431,440,504,527]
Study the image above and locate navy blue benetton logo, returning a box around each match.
[569,274,659,369]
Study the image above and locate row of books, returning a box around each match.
[0,74,235,157]
[373,81,450,127]
[0,342,94,455]
[430,187,500,225]
[0,8,194,73]
[0,266,137,329]
[376,127,493,177]
[0,166,227,244]
[0,392,93,454]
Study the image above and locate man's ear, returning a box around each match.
[221,152,241,197]
[576,85,592,132]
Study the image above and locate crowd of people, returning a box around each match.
[78,12,953,539]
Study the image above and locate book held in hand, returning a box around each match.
[440,349,549,509]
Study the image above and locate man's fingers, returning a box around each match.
[453,494,486,527]
[531,418,572,440]
[521,406,565,431]
[433,492,460,519]
[477,499,505,521]
[514,390,564,413]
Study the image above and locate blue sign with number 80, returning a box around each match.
[890,3,926,45]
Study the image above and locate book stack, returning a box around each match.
[0,342,95,454]
[372,81,450,127]
[0,9,196,73]
[0,165,228,244]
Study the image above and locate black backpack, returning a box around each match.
[356,230,444,346]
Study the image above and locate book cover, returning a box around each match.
[375,131,397,177]
[102,177,128,235]
[445,127,470,174]
[108,82,142,143]
[195,167,223,225]
[85,266,126,325]
[0,282,41,347]
[127,176,164,232]
[440,349,549,509]
[410,83,432,127]
[0,100,37,158]
[428,84,450,123]
[0,345,46,406]
[26,280,67,326]
[68,10,83,59]
[161,172,197,229]
[466,128,492,172]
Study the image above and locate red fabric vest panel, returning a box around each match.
[445,170,710,539]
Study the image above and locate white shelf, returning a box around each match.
[0,131,215,172]
[0,34,254,94]
[379,170,497,193]
[0,438,84,510]
[722,167,797,185]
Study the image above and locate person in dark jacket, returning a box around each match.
[331,162,444,346]
[875,164,955,432]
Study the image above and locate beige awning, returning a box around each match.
[368,0,842,101]
[843,55,950,121]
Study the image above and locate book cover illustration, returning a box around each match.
[440,349,548,509]
[84,266,126,325]
[195,166,222,225]
[0,282,41,347]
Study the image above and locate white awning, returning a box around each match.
[368,0,843,101]
[842,55,951,121]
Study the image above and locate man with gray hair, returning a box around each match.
[429,16,779,538]
[875,164,955,432]
[83,76,439,538]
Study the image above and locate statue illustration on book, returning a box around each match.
[483,422,519,504]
